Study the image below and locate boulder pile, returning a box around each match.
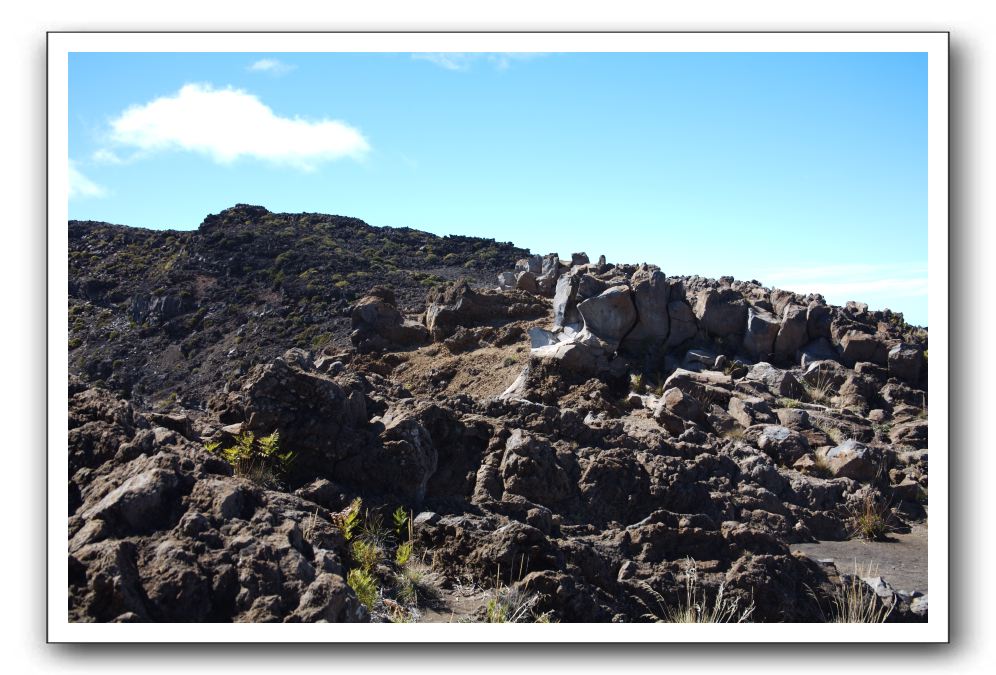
[494,255,926,394]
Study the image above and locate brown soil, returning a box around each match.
[416,578,492,623]
[391,318,548,399]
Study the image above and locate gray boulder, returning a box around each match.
[501,430,574,506]
[774,304,808,364]
[541,254,561,276]
[746,424,811,465]
[665,300,698,349]
[840,331,887,367]
[806,303,833,340]
[577,285,637,347]
[530,341,603,377]
[662,368,733,407]
[536,254,563,296]
[515,270,538,294]
[515,255,543,275]
[775,407,810,430]
[728,396,776,427]
[825,439,881,481]
[743,307,780,361]
[802,359,848,389]
[528,327,560,349]
[660,387,706,424]
[694,288,748,338]
[745,362,803,398]
[369,406,438,503]
[799,337,840,368]
[889,419,928,449]
[888,343,925,385]
[350,288,429,353]
[552,274,581,329]
[622,268,670,351]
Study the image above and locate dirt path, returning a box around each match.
[791,523,928,593]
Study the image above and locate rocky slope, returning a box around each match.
[69,204,528,407]
[67,207,929,623]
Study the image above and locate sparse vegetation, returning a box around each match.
[483,585,551,623]
[335,497,362,541]
[206,430,296,489]
[803,371,836,406]
[721,426,746,440]
[821,562,893,623]
[642,558,754,623]
[351,539,385,573]
[392,506,410,538]
[810,452,834,478]
[347,568,379,610]
[849,494,895,541]
[333,498,440,621]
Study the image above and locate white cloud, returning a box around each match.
[248,58,295,75]
[68,161,106,199]
[107,83,370,170]
[412,52,546,72]
[91,148,125,165]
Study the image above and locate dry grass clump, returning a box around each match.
[480,585,552,623]
[825,562,893,623]
[643,558,754,623]
[810,452,834,479]
[848,494,896,541]
[803,371,836,406]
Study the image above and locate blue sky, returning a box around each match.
[68,51,928,325]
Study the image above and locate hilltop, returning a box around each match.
[69,204,528,406]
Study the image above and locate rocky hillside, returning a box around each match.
[68,207,929,624]
[69,204,529,407]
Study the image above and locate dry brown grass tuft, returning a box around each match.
[643,558,754,623]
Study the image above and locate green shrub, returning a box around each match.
[208,430,296,489]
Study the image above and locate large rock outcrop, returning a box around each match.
[350,286,429,353]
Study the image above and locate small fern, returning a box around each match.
[351,539,384,573]
[258,431,280,456]
[339,497,362,541]
[347,568,378,610]
[392,506,410,537]
[208,430,294,489]
[395,541,413,567]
